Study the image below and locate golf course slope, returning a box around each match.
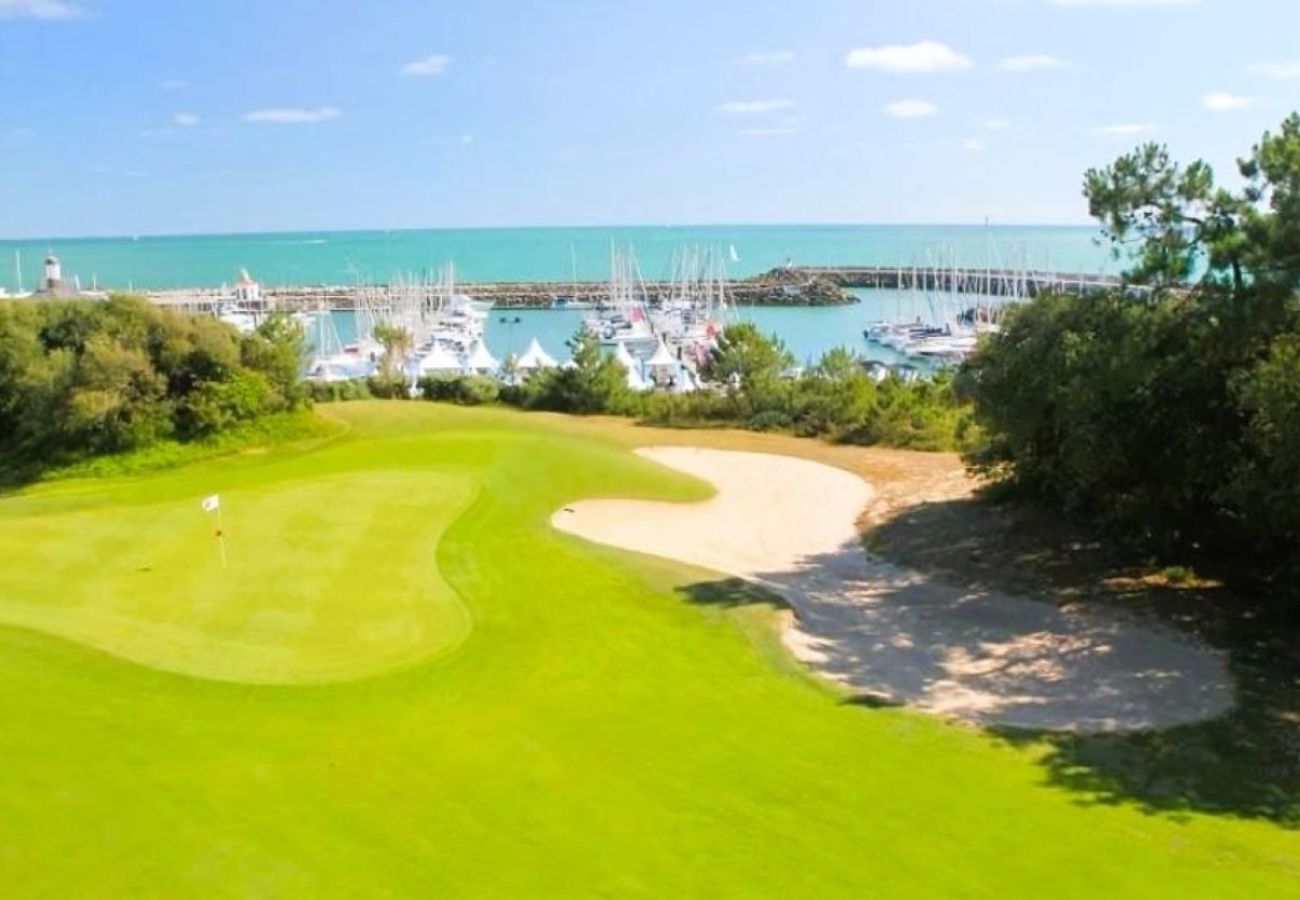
[0,402,1294,898]
[554,446,1235,732]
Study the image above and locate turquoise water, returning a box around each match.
[0,224,1111,293]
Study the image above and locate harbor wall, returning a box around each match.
[144,266,1124,312]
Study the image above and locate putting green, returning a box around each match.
[0,470,474,683]
[0,402,1294,897]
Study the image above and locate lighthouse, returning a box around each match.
[233,268,263,308]
[43,254,63,292]
[33,252,79,297]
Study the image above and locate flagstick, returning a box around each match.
[215,504,228,569]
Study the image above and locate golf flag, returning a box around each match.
[201,494,220,513]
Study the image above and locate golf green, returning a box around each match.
[0,402,1294,897]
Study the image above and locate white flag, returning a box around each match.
[201,494,220,513]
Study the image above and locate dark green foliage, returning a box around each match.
[365,375,410,400]
[641,326,969,449]
[963,113,1300,605]
[519,329,636,415]
[0,295,306,480]
[418,374,500,406]
[371,322,414,378]
[790,347,877,438]
[699,321,794,426]
[313,324,970,452]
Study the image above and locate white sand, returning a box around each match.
[553,447,1235,733]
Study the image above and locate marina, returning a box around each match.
[2,245,1081,384]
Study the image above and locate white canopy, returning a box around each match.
[611,341,649,390]
[625,364,650,391]
[516,337,558,370]
[647,338,677,369]
[418,343,461,373]
[612,340,639,369]
[672,366,700,394]
[464,339,500,372]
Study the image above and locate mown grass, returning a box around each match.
[0,401,1295,897]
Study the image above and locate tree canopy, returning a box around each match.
[0,295,306,480]
[963,113,1300,609]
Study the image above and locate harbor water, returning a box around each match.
[327,289,982,368]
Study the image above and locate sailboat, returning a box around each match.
[587,245,657,353]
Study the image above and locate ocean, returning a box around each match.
[0,223,1111,293]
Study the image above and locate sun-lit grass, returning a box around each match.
[0,401,1294,897]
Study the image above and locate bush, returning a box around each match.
[366,375,411,400]
[305,378,372,404]
[0,295,307,480]
[418,374,500,405]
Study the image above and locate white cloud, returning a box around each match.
[737,127,797,137]
[243,107,341,124]
[737,50,795,66]
[1050,0,1196,6]
[845,41,972,73]
[998,54,1070,72]
[718,98,796,115]
[980,117,1012,130]
[1093,122,1156,135]
[402,54,452,76]
[885,99,938,119]
[1203,91,1256,111]
[424,134,474,146]
[0,0,83,19]
[160,79,187,92]
[1246,60,1300,80]
[960,138,986,152]
[173,112,200,127]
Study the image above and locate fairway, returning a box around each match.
[0,401,1295,897]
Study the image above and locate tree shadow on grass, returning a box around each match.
[677,577,792,611]
[870,493,1300,828]
[677,517,1300,827]
[985,646,1300,827]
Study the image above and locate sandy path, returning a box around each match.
[553,447,1235,732]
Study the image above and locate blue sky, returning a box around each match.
[2,0,1298,237]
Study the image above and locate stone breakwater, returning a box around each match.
[147,272,851,311]
[145,265,1125,311]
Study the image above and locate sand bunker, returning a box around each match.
[553,447,1235,732]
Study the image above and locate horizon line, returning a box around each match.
[0,220,1101,244]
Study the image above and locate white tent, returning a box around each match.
[612,340,639,371]
[672,366,700,394]
[464,339,500,373]
[625,364,650,391]
[647,338,677,369]
[417,343,462,374]
[612,341,650,391]
[516,337,558,370]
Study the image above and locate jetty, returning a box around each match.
[754,265,1123,299]
[144,264,1121,313]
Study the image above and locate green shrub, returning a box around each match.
[418,374,500,406]
[0,295,308,480]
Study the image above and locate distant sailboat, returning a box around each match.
[729,244,740,263]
